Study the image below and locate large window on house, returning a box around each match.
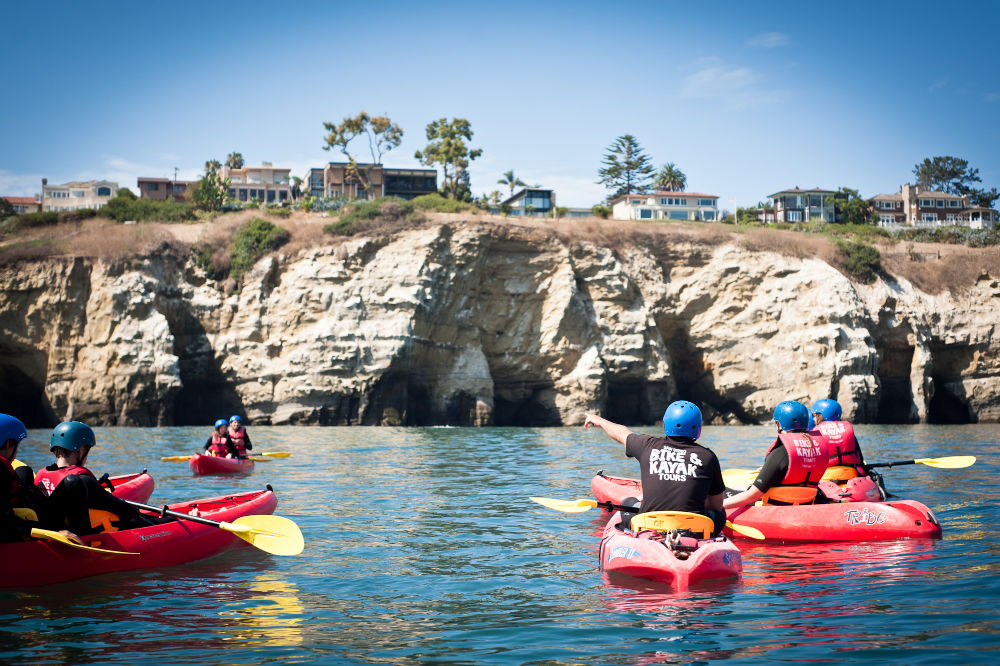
[639,209,652,219]
[73,191,85,197]
[97,187,111,196]
[936,200,944,207]
[949,200,960,207]
[919,199,933,207]
[698,199,714,206]
[148,183,159,191]
[669,210,688,220]
[787,211,802,222]
[922,213,938,222]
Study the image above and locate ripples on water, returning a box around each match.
[1,424,998,664]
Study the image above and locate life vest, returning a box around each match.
[228,426,248,457]
[762,431,828,505]
[12,458,26,469]
[35,465,96,496]
[817,420,865,476]
[207,432,230,457]
[1,456,19,503]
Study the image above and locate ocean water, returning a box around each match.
[1,424,997,664]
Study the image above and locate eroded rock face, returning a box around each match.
[0,222,997,426]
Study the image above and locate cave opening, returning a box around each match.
[0,354,52,427]
[605,381,650,425]
[875,345,917,424]
[927,378,974,424]
[493,384,561,426]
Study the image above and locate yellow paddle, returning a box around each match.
[866,455,976,470]
[259,451,291,458]
[29,528,138,555]
[162,452,290,462]
[722,468,759,489]
[528,496,765,540]
[249,456,274,462]
[122,500,304,556]
[161,455,194,462]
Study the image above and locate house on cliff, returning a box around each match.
[41,179,118,212]
[222,162,292,204]
[755,187,839,223]
[611,191,719,221]
[870,184,998,229]
[137,177,197,201]
[1,196,41,214]
[305,162,438,200]
[501,188,555,216]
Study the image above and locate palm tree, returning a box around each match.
[226,152,245,170]
[653,163,687,192]
[497,170,527,197]
[204,159,221,175]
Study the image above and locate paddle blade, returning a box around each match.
[30,528,139,555]
[722,468,759,489]
[915,455,976,469]
[260,451,291,458]
[726,521,765,540]
[249,456,274,462]
[529,496,599,513]
[223,515,304,556]
[161,455,193,462]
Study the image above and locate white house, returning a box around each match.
[41,179,118,212]
[611,191,719,222]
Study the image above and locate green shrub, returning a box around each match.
[230,217,290,280]
[837,240,881,283]
[895,226,999,247]
[265,208,292,219]
[324,197,416,236]
[591,205,610,219]
[11,211,60,228]
[100,194,195,223]
[411,192,467,213]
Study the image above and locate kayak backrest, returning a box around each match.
[630,511,714,538]
[761,486,818,505]
[821,465,859,482]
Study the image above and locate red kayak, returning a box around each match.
[189,454,254,475]
[591,472,941,542]
[0,488,277,588]
[108,471,155,503]
[600,511,741,588]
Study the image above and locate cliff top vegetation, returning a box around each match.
[0,204,996,296]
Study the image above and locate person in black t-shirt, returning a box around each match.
[584,401,726,536]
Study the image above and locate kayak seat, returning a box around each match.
[761,486,818,505]
[821,465,859,482]
[630,511,714,539]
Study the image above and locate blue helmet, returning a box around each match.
[807,411,816,430]
[49,421,96,452]
[0,414,27,445]
[811,398,842,422]
[214,419,228,429]
[773,401,810,431]
[229,415,242,424]
[663,400,702,439]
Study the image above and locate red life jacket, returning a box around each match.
[207,432,230,457]
[766,431,828,487]
[35,465,96,496]
[818,420,865,472]
[228,426,248,457]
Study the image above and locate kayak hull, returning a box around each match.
[600,511,741,588]
[189,454,254,475]
[592,472,941,542]
[0,488,277,588]
[109,471,155,503]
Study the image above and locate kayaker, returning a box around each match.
[812,399,886,500]
[584,401,727,537]
[203,419,238,458]
[0,414,74,543]
[227,415,253,459]
[723,400,829,509]
[35,421,167,535]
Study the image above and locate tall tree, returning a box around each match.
[323,112,404,194]
[597,135,654,200]
[226,152,245,170]
[833,187,874,225]
[497,170,527,196]
[414,117,482,200]
[969,187,999,209]
[204,159,221,175]
[192,171,230,211]
[913,156,981,195]
[652,162,687,192]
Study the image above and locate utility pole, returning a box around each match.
[173,167,178,183]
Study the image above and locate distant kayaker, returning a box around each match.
[203,419,238,458]
[724,401,829,509]
[35,421,166,535]
[0,414,73,543]
[584,401,727,537]
[812,399,885,501]
[227,415,253,459]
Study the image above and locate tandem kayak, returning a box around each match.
[108,470,155,503]
[189,454,254,476]
[600,511,741,589]
[591,472,942,542]
[0,488,277,588]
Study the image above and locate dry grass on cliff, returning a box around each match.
[0,218,180,264]
[879,242,999,294]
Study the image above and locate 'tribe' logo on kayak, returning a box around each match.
[844,507,886,525]
[608,546,640,561]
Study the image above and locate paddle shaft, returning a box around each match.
[865,459,919,470]
[122,499,239,529]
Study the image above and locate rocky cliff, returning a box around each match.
[1,220,997,427]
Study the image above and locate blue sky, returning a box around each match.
[3,0,999,210]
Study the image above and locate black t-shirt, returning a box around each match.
[624,433,724,515]
[753,444,788,492]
